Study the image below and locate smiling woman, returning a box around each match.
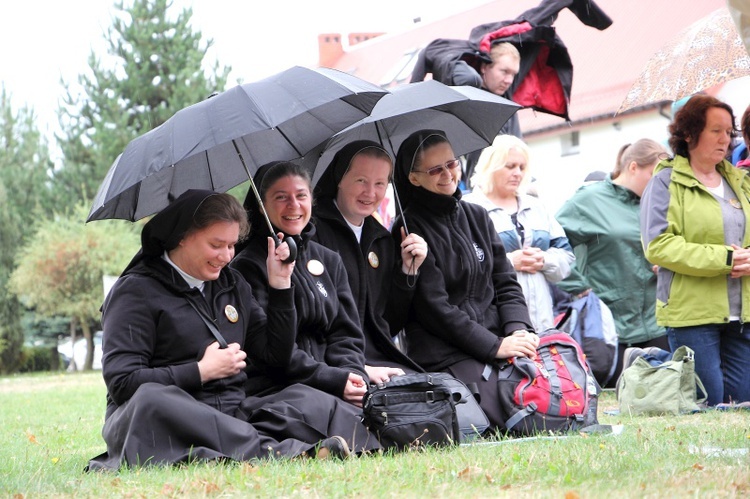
[87,190,357,470]
[231,161,382,455]
[312,140,428,378]
[389,129,535,432]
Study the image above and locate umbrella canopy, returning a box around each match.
[87,66,388,222]
[618,8,750,113]
[728,0,750,57]
[302,80,520,187]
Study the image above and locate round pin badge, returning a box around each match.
[730,198,742,209]
[368,251,380,268]
[307,259,324,276]
[224,304,239,323]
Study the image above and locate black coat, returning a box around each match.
[312,197,422,372]
[231,224,368,399]
[101,255,296,420]
[391,187,532,372]
[411,0,612,121]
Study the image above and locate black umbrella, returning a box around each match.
[87,66,388,223]
[301,80,520,233]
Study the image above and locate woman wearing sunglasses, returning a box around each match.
[391,129,536,433]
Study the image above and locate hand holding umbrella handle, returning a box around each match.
[275,234,298,264]
[233,139,298,263]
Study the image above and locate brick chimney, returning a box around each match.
[318,33,343,68]
[318,32,385,68]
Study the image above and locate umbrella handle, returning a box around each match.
[231,139,298,263]
[277,235,298,264]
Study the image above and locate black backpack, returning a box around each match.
[496,330,600,436]
[362,372,489,449]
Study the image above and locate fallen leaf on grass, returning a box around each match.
[457,466,483,481]
[240,463,260,474]
[565,491,581,499]
[25,431,38,444]
[693,463,704,471]
[51,457,60,464]
[485,474,494,484]
[190,480,220,494]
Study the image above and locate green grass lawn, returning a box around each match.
[1,371,749,498]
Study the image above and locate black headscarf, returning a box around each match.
[393,129,450,209]
[123,189,217,274]
[313,140,390,200]
[242,161,285,234]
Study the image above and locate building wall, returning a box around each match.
[525,76,750,214]
[525,111,673,214]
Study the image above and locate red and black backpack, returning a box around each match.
[496,330,600,436]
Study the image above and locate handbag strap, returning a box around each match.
[693,373,708,404]
[677,346,709,405]
[186,299,228,349]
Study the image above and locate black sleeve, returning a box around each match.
[101,275,202,407]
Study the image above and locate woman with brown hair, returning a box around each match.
[88,190,349,470]
[641,95,750,406]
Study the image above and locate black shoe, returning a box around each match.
[317,436,351,460]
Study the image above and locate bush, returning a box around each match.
[18,345,60,373]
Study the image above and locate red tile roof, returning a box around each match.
[324,0,728,134]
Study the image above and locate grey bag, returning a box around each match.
[617,346,707,416]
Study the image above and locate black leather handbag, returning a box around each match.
[362,372,489,449]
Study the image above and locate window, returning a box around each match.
[561,131,580,157]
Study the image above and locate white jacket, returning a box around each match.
[464,190,575,331]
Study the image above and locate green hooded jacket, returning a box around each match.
[556,176,664,344]
[640,155,750,327]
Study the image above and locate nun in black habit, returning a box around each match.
[231,162,381,454]
[312,140,428,378]
[390,130,539,431]
[87,190,351,470]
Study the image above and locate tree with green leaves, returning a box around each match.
[9,203,141,370]
[54,0,231,208]
[0,86,55,374]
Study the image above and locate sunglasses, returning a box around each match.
[413,158,461,177]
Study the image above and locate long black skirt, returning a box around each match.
[87,383,315,471]
[237,384,381,454]
[447,358,505,432]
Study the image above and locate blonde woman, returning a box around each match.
[464,135,574,332]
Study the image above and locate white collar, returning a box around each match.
[162,251,205,294]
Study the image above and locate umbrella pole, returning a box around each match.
[392,184,419,286]
[391,185,409,236]
[232,140,297,263]
[377,122,409,235]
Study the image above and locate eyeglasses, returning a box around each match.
[413,158,461,176]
